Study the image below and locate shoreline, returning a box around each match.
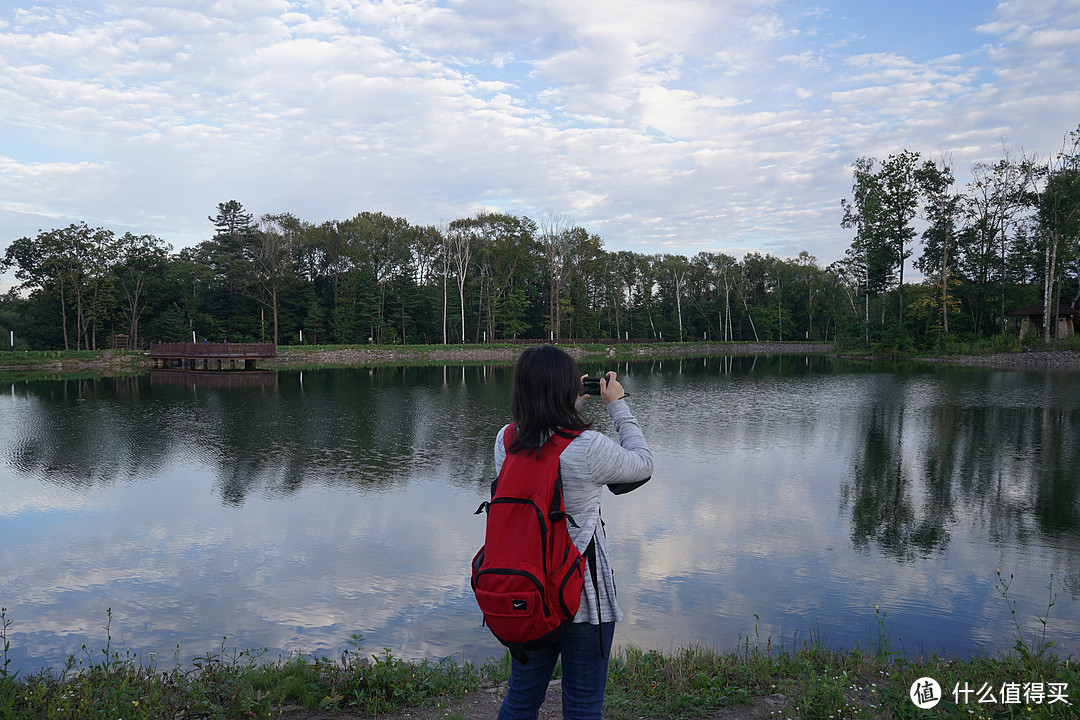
[3,341,1080,374]
[2,631,1073,720]
[265,340,834,367]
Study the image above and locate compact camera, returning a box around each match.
[582,376,604,395]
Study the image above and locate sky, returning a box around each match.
[2,0,1079,293]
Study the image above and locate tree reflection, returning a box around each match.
[3,366,506,505]
[6,363,1079,551]
[842,401,931,561]
[4,376,172,487]
[841,369,1080,561]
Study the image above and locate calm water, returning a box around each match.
[1,356,1078,673]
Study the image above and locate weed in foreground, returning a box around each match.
[0,584,1076,720]
[0,610,482,719]
[997,570,1059,674]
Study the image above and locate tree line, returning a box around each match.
[2,125,1078,353]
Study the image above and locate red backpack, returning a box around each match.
[471,425,592,661]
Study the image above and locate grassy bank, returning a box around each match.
[2,608,1075,719]
[0,349,125,367]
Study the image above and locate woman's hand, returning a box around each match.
[600,371,624,405]
[578,374,591,406]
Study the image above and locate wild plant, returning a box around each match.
[0,607,12,681]
[996,570,1058,673]
[871,605,898,661]
[0,607,18,718]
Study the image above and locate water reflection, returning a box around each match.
[4,365,507,504]
[1,358,1078,673]
[839,369,1080,566]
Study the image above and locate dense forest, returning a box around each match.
[3,126,1078,353]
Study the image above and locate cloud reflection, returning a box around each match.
[1,359,1078,673]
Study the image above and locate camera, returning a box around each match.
[582,376,603,395]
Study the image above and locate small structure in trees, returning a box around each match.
[1011,303,1076,340]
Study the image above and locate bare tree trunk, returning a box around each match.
[76,286,84,351]
[943,241,951,335]
[1072,259,1080,309]
[741,292,759,341]
[674,271,684,341]
[1043,231,1057,343]
[724,285,733,341]
[777,294,782,342]
[59,281,70,350]
[458,277,466,344]
[272,284,279,346]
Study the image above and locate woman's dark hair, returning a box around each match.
[508,345,590,453]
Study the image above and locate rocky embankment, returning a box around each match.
[915,349,1080,369]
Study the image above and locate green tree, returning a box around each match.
[409,225,446,343]
[461,213,538,341]
[3,223,114,350]
[790,251,822,340]
[878,150,922,328]
[561,229,606,340]
[961,153,1030,334]
[153,302,190,342]
[337,212,414,344]
[303,298,325,344]
[167,244,218,341]
[915,158,963,338]
[606,250,640,340]
[704,252,740,341]
[538,214,574,339]
[842,157,898,342]
[217,209,302,345]
[209,200,256,244]
[657,253,691,341]
[113,232,171,349]
[1029,126,1080,341]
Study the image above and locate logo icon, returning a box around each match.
[910,677,942,709]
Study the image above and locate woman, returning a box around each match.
[495,344,653,720]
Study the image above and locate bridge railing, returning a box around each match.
[149,342,277,358]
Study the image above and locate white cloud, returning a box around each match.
[0,0,1077,270]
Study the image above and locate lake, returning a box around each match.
[1,355,1078,674]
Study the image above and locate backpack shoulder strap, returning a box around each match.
[502,422,518,452]
[502,425,583,453]
[545,428,583,452]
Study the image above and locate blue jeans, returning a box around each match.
[497,621,616,720]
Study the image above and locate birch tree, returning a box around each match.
[445,220,473,343]
[1029,127,1080,341]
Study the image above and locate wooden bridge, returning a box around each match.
[149,342,276,370]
